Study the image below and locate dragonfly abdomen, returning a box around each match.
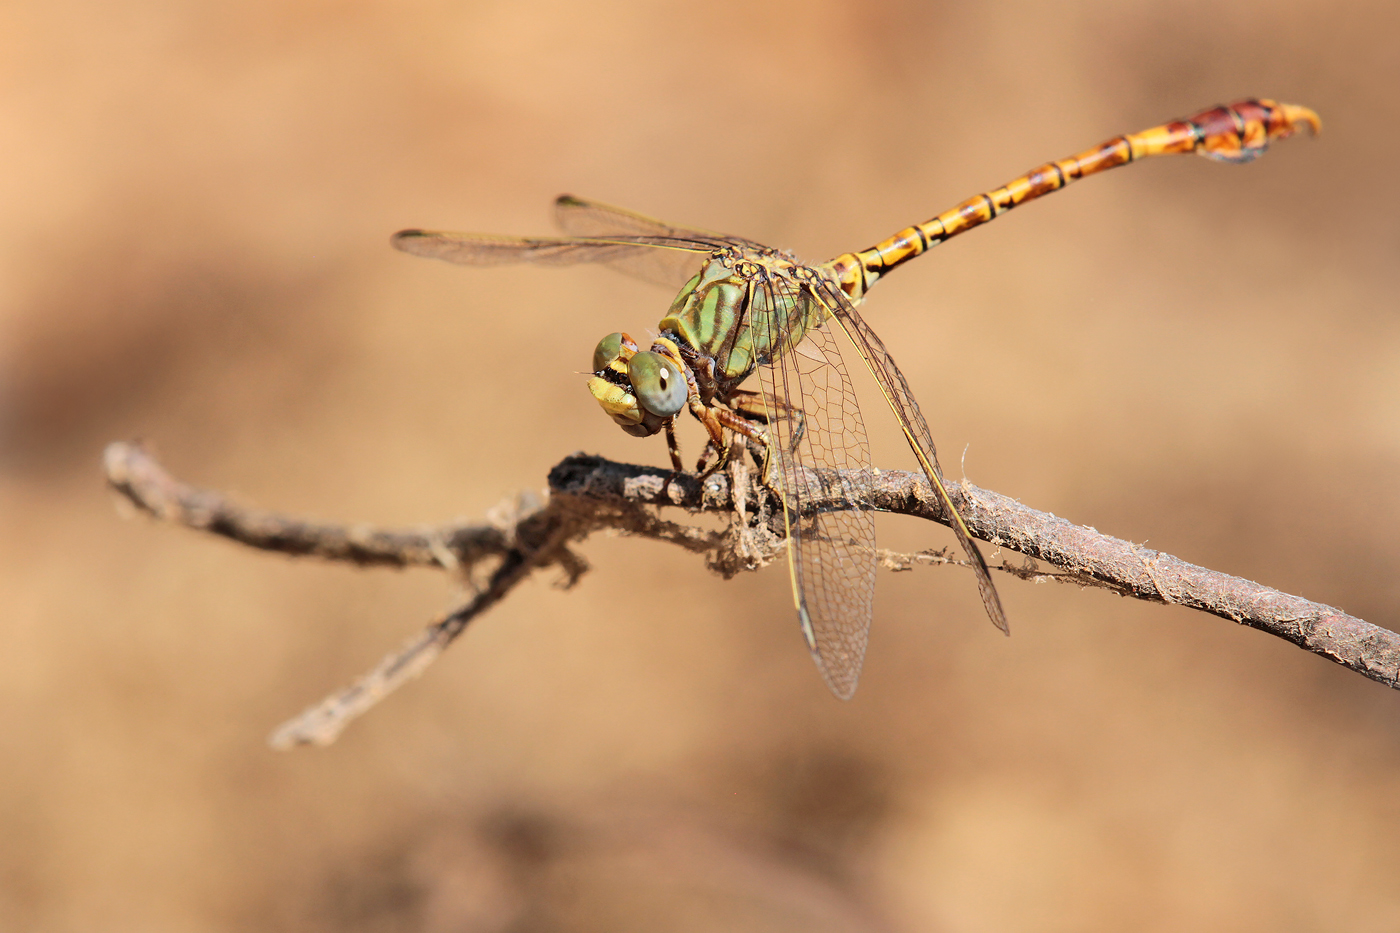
[828,98,1319,299]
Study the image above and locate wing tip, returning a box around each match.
[826,676,859,701]
[815,649,860,700]
[799,604,862,700]
[389,229,428,252]
[982,577,1011,637]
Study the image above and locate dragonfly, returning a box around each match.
[392,99,1319,699]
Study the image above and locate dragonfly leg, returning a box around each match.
[663,418,685,472]
[712,407,788,500]
[694,424,765,478]
[695,436,722,474]
[687,393,737,478]
[695,425,767,479]
[727,388,807,455]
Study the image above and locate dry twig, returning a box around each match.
[103,441,1400,747]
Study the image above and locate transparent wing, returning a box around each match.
[554,194,769,286]
[390,228,720,288]
[555,194,766,244]
[809,277,1009,635]
[751,275,878,699]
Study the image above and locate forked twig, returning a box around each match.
[104,442,1400,747]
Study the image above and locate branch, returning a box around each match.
[103,442,1400,747]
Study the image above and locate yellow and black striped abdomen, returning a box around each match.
[827,98,1319,298]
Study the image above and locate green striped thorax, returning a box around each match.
[660,256,829,383]
[588,254,831,436]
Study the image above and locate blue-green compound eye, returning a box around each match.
[628,351,687,418]
[592,332,628,373]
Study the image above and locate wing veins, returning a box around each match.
[753,273,878,699]
[808,278,1009,634]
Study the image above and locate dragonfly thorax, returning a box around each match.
[657,253,828,393]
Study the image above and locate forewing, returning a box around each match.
[554,193,770,243]
[810,278,1009,634]
[554,195,769,287]
[752,275,878,699]
[390,229,714,288]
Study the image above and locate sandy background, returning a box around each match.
[3,0,1399,930]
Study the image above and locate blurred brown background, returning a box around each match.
[3,0,1399,929]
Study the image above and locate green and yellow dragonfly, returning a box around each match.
[393,99,1318,698]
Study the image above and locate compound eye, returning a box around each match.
[592,332,637,373]
[628,350,687,418]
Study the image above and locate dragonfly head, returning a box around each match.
[588,332,689,437]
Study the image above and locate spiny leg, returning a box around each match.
[695,437,722,474]
[691,412,735,476]
[827,99,1320,296]
[708,405,787,500]
[663,418,685,472]
[727,388,808,455]
[691,389,805,475]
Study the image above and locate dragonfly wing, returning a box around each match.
[809,278,1009,635]
[554,194,767,245]
[391,229,713,272]
[556,194,704,237]
[554,195,771,287]
[752,276,878,700]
